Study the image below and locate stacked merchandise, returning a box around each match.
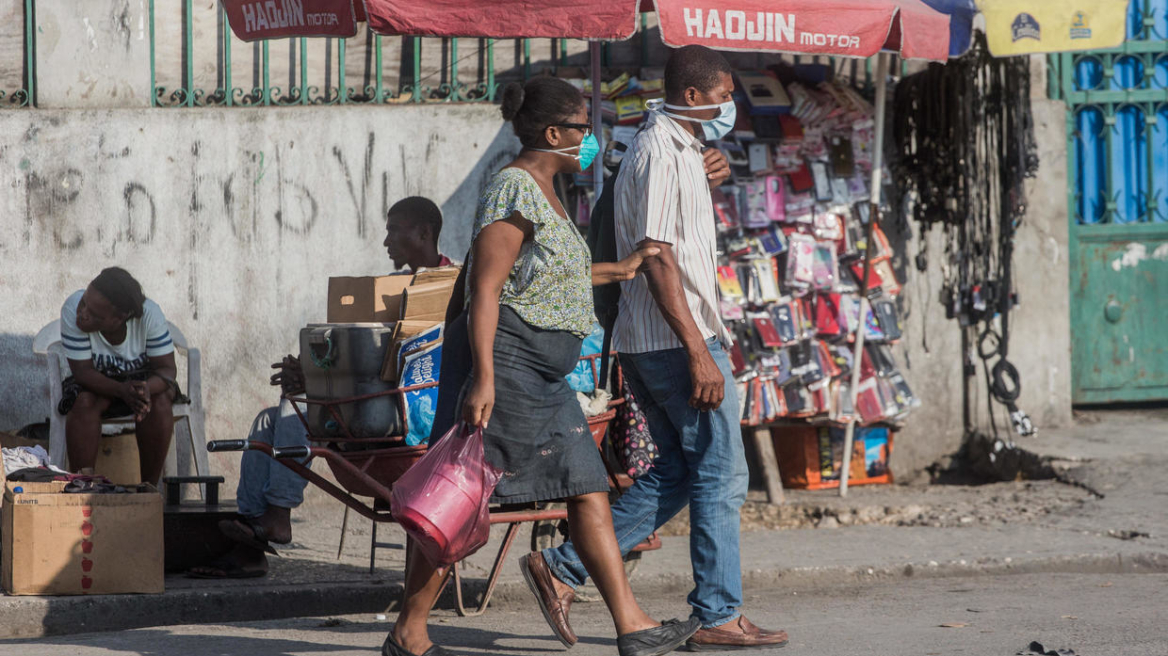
[564,66,921,487]
[710,70,920,456]
[562,70,667,223]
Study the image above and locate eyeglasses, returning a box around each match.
[554,122,593,137]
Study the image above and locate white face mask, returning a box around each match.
[648,98,738,141]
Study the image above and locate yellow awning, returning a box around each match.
[976,0,1129,56]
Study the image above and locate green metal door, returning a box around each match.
[1052,2,1168,404]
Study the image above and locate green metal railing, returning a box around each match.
[1,0,35,108]
[145,1,891,110]
[149,0,507,107]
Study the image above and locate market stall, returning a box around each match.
[218,0,954,499]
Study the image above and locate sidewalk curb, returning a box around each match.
[3,550,1166,640]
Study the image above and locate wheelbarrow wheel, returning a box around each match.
[528,501,643,601]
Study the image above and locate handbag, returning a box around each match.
[389,422,502,566]
[613,380,657,479]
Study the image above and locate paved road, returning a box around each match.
[11,573,1166,656]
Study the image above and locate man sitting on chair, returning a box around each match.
[59,267,180,485]
[189,196,456,579]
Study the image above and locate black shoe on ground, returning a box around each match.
[617,618,703,656]
[382,631,458,656]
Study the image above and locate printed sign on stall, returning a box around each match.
[653,0,951,61]
[221,0,359,42]
[976,0,1129,56]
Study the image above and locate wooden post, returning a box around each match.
[750,426,785,505]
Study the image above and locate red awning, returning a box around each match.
[220,0,360,41]
[654,0,950,62]
[362,0,640,39]
[220,0,948,63]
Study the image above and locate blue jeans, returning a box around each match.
[542,338,749,628]
[236,399,310,517]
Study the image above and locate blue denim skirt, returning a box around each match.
[431,305,609,504]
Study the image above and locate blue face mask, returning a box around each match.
[660,100,738,141]
[534,133,600,171]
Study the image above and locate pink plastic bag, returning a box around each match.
[390,422,503,567]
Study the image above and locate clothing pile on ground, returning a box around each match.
[1,445,61,476]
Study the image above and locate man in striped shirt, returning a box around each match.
[60,267,178,484]
[537,46,789,650]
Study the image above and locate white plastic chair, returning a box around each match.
[32,319,208,480]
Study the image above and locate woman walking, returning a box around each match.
[382,77,699,656]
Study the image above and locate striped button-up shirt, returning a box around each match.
[613,111,732,354]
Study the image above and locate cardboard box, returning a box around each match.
[95,433,142,486]
[737,71,791,115]
[2,481,163,595]
[327,276,412,323]
[326,267,461,323]
[410,266,461,287]
[380,320,445,382]
[401,280,455,323]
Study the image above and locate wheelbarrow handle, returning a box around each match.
[272,445,311,459]
[207,439,250,452]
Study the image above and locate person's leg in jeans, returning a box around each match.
[542,340,747,627]
[681,341,748,627]
[234,405,280,518]
[542,347,694,590]
[234,398,308,544]
[189,399,307,577]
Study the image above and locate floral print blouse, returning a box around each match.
[468,167,594,338]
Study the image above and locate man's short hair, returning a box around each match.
[665,45,733,101]
[91,267,146,319]
[388,196,443,243]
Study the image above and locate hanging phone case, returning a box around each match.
[764,175,786,223]
[811,161,833,201]
[784,233,816,289]
[872,298,902,341]
[743,179,770,228]
[769,301,798,345]
[759,228,787,255]
[815,293,842,337]
[812,241,839,291]
[754,260,781,304]
[828,137,856,178]
[753,316,784,348]
[855,378,884,424]
[712,187,740,230]
[717,265,745,300]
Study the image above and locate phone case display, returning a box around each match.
[713,76,918,440]
[559,67,915,488]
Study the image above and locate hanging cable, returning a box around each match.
[894,33,1038,437]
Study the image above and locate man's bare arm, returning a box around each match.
[639,239,725,411]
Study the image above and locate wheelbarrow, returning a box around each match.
[207,352,660,617]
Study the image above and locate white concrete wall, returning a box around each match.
[34,0,152,108]
[0,104,520,489]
